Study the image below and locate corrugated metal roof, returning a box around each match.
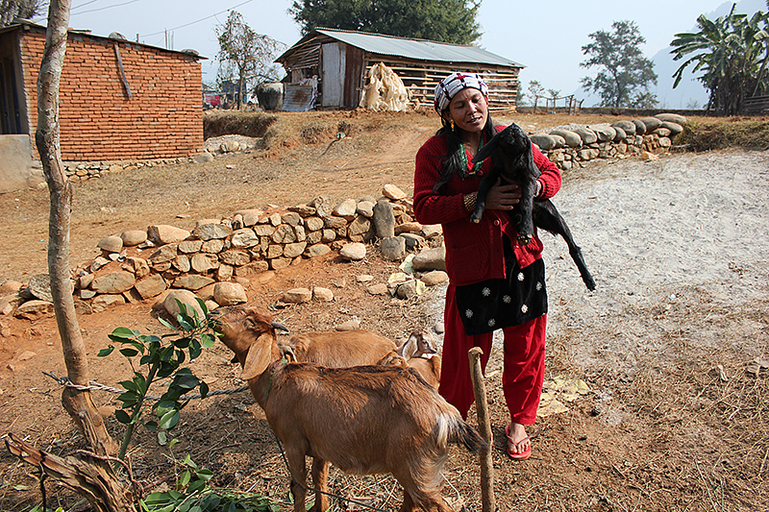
[279,28,524,69]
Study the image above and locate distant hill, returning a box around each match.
[579,0,766,108]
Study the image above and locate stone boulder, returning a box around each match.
[213,282,247,306]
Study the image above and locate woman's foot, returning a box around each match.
[505,423,531,460]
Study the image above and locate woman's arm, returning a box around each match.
[533,145,561,199]
[413,138,470,225]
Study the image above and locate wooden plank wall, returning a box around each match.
[363,57,520,111]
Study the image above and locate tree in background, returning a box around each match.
[215,10,286,109]
[670,3,768,116]
[0,0,47,26]
[580,20,658,108]
[289,0,481,45]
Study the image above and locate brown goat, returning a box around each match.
[281,329,399,367]
[211,305,486,512]
[397,331,443,390]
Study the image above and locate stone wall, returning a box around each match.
[530,113,686,170]
[5,184,438,321]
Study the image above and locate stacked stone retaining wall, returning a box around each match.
[530,113,686,170]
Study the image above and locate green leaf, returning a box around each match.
[144,420,158,432]
[195,468,214,481]
[157,430,168,446]
[119,380,139,392]
[119,348,139,357]
[187,478,206,494]
[174,372,199,391]
[157,361,177,379]
[169,438,180,449]
[117,392,138,407]
[158,316,176,330]
[196,297,209,316]
[177,315,195,332]
[183,453,194,466]
[178,470,191,488]
[199,381,209,399]
[174,336,192,349]
[156,400,178,417]
[158,409,180,430]
[115,409,132,424]
[200,333,216,348]
[189,339,202,360]
[110,326,138,339]
[97,346,115,357]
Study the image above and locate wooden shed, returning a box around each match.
[276,28,524,111]
[0,20,204,163]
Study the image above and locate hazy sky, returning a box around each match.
[34,0,767,106]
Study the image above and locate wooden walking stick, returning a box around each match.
[468,346,495,512]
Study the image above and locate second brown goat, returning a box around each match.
[211,305,485,512]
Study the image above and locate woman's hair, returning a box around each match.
[431,113,496,194]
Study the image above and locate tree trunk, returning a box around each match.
[36,0,117,458]
[6,434,134,512]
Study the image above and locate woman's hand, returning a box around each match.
[486,179,521,210]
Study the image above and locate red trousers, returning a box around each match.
[439,284,546,425]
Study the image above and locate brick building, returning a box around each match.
[0,21,204,163]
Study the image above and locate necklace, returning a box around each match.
[458,135,485,178]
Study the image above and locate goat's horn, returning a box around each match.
[272,321,290,333]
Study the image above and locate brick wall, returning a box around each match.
[20,27,203,161]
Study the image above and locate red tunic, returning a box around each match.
[413,128,562,285]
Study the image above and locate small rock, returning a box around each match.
[380,236,406,261]
[340,242,366,261]
[382,184,407,200]
[97,235,123,253]
[27,274,53,302]
[91,272,136,294]
[367,283,389,295]
[121,230,147,247]
[173,275,215,291]
[412,247,446,271]
[213,282,248,306]
[335,317,361,331]
[332,198,358,221]
[0,280,23,294]
[282,288,313,303]
[163,289,205,319]
[313,287,334,302]
[17,351,37,361]
[421,270,449,286]
[147,225,190,245]
[357,274,374,283]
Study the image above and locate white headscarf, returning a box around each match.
[434,72,489,114]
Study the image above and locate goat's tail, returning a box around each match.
[436,413,488,454]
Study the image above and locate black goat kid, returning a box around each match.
[471,123,596,291]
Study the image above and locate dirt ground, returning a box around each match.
[0,110,768,512]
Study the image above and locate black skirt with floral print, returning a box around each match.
[454,238,547,336]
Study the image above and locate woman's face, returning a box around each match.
[444,88,489,134]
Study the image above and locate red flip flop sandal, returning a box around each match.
[505,424,531,460]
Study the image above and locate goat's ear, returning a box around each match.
[416,332,437,355]
[240,333,273,380]
[472,131,501,164]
